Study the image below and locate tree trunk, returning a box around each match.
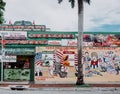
[76,0,84,85]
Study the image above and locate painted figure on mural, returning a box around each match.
[83,52,92,77]
[62,55,70,77]
[105,51,115,74]
[48,60,55,76]
[90,52,98,69]
[54,52,61,74]
[35,64,42,76]
[98,52,107,72]
[114,63,119,75]
[99,62,107,72]
[35,52,43,76]
[84,52,91,68]
[43,54,49,66]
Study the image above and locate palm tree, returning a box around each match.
[58,0,90,85]
[0,0,6,24]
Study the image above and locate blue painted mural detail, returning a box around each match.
[83,49,120,77]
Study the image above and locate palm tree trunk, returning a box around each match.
[76,0,84,85]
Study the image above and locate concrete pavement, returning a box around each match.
[0,86,120,93]
[0,81,120,90]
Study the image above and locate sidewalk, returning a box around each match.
[0,84,120,92]
[0,81,120,88]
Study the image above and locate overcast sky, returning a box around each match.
[4,0,120,32]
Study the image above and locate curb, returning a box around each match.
[0,83,120,89]
[0,86,120,92]
[89,84,120,87]
[29,83,120,88]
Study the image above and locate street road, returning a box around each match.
[0,87,120,94]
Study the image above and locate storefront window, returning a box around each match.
[3,55,30,81]
[4,56,30,69]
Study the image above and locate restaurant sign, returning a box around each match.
[48,40,61,45]
[0,25,46,31]
[3,48,35,55]
[0,31,27,39]
[28,34,74,38]
[61,39,77,46]
[0,55,16,62]
[0,40,47,44]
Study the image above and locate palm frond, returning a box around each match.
[58,0,63,3]
[0,0,6,24]
[0,16,4,24]
[58,0,90,7]
[0,0,6,10]
[84,0,90,5]
[69,0,75,8]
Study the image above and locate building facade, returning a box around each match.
[0,21,120,83]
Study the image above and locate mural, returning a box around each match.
[34,46,120,83]
[83,34,120,47]
[82,34,120,82]
[34,46,77,82]
[83,47,120,82]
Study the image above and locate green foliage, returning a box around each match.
[58,0,63,3]
[68,0,75,8]
[0,0,6,24]
[58,0,75,8]
[84,0,90,5]
[58,0,90,8]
